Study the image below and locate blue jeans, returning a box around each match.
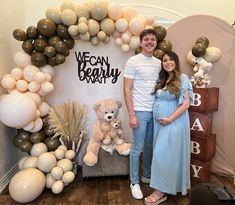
[130,111,153,185]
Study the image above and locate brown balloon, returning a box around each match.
[63,38,75,50]
[22,39,34,54]
[56,24,70,39]
[42,116,49,128]
[157,40,172,53]
[31,52,47,67]
[196,36,209,48]
[44,137,60,151]
[44,126,54,136]
[13,29,28,41]
[55,41,67,53]
[55,53,66,65]
[30,132,44,144]
[47,57,58,67]
[37,18,57,37]
[19,141,32,153]
[44,46,56,57]
[63,49,70,57]
[153,49,165,60]
[18,131,30,141]
[26,26,38,39]
[192,43,206,57]
[33,38,48,52]
[135,47,142,55]
[13,135,23,148]
[48,36,61,47]
[153,26,167,41]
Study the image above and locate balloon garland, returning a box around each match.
[0,0,173,203]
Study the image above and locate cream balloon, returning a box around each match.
[61,9,77,26]
[54,148,65,160]
[31,142,48,157]
[65,150,76,160]
[121,44,130,53]
[100,18,115,36]
[62,171,75,184]
[45,73,52,82]
[115,18,128,33]
[115,38,123,47]
[23,65,40,82]
[23,156,38,169]
[46,7,62,24]
[77,23,88,35]
[16,79,28,92]
[58,145,68,152]
[34,72,46,84]
[30,117,43,133]
[129,16,145,36]
[46,173,55,189]
[41,82,54,93]
[14,51,31,68]
[97,31,107,41]
[74,4,89,19]
[37,88,47,97]
[28,81,41,93]
[37,152,57,173]
[11,68,23,80]
[9,168,45,203]
[90,1,108,21]
[68,25,79,36]
[78,17,88,24]
[60,0,76,11]
[204,47,222,63]
[1,75,16,89]
[23,120,35,131]
[39,102,50,117]
[121,32,131,44]
[108,3,122,21]
[0,92,36,128]
[51,180,64,194]
[129,36,140,50]
[57,159,73,172]
[112,30,121,38]
[88,19,100,36]
[122,6,138,22]
[79,32,90,42]
[35,109,41,119]
[90,36,100,46]
[18,156,30,170]
[51,166,64,180]
[145,15,155,26]
[104,36,110,44]
[186,51,196,65]
[25,92,41,107]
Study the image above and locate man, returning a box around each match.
[123,28,161,200]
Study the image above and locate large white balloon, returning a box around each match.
[9,168,45,203]
[129,17,145,36]
[115,18,128,33]
[0,92,36,128]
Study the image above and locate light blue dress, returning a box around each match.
[150,74,194,195]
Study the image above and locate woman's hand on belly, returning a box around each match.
[158,117,171,126]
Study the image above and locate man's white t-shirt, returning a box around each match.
[124,53,161,112]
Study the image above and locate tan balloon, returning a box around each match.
[51,180,64,194]
[97,31,107,41]
[31,142,48,156]
[74,4,89,19]
[80,32,90,42]
[51,166,64,180]
[90,36,100,46]
[57,158,73,172]
[68,25,79,36]
[78,23,88,35]
[121,44,130,53]
[37,152,57,173]
[18,156,30,170]
[46,173,55,189]
[78,17,88,24]
[9,168,45,203]
[46,7,62,24]
[204,47,222,63]
[100,18,115,35]
[90,1,108,21]
[62,171,75,183]
[23,156,38,169]
[54,148,65,160]
[60,0,76,11]
[61,9,77,26]
[108,3,122,21]
[88,19,100,36]
[129,36,140,50]
[65,150,76,160]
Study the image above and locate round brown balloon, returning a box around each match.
[33,38,48,52]
[55,41,67,53]
[153,49,165,60]
[47,57,57,67]
[44,46,56,57]
[192,43,206,57]
[37,18,57,37]
[20,141,32,153]
[44,126,54,136]
[63,38,75,50]
[55,53,66,65]
[196,36,209,48]
[13,29,28,41]
[157,40,172,53]
[135,47,142,55]
[45,137,60,151]
[18,131,30,141]
[30,132,44,144]
[31,52,47,67]
[13,135,23,148]
[56,24,70,39]
[153,26,167,41]
[48,36,61,47]
[22,39,34,54]
[26,26,38,39]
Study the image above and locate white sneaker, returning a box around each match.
[141,176,150,184]
[130,183,143,199]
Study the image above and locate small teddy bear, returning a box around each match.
[102,118,124,145]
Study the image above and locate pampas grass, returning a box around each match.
[48,100,88,153]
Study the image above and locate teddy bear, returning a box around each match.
[102,118,124,145]
[83,99,132,166]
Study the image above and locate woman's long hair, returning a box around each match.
[152,51,181,98]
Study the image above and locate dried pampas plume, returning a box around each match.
[48,100,88,153]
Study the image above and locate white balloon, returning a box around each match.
[54,148,65,160]
[40,65,55,77]
[23,65,40,82]
[39,102,50,117]
[23,156,38,169]
[28,81,41,93]
[25,92,41,107]
[37,152,57,173]
[115,18,128,33]
[115,38,123,47]
[51,180,64,194]
[14,51,31,68]
[23,121,35,131]
[30,117,43,133]
[1,75,16,89]
[62,171,75,184]
[41,82,54,93]
[46,173,56,189]
[121,44,130,52]
[61,9,77,26]
[31,142,48,157]
[0,92,36,128]
[51,166,63,180]
[11,68,23,80]
[34,72,46,84]
[57,159,73,172]
[16,79,28,92]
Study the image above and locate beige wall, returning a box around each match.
[0,0,235,184]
